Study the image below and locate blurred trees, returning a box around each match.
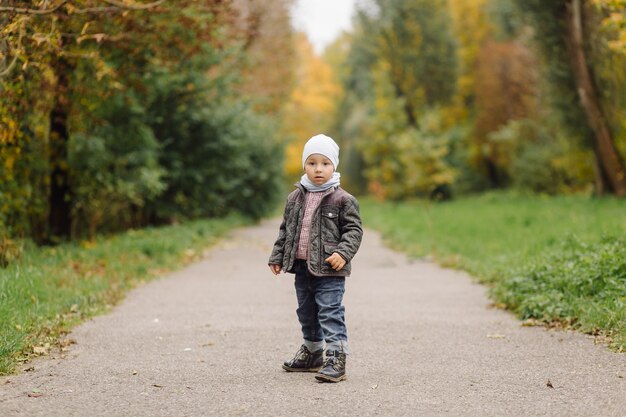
[2,0,625,246]
[514,0,626,196]
[333,0,459,199]
[0,0,296,243]
[281,34,342,178]
[330,0,625,199]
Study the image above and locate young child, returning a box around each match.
[268,134,363,383]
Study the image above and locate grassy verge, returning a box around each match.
[0,215,250,375]
[360,193,626,350]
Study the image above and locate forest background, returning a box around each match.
[0,0,625,370]
[2,0,626,244]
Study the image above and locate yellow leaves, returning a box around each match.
[593,0,626,54]
[281,34,343,177]
[361,125,457,200]
[448,0,492,110]
[32,343,50,356]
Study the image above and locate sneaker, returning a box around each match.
[315,350,346,382]
[282,345,324,372]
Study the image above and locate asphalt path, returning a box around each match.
[1,219,624,417]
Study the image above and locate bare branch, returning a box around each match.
[72,6,121,14]
[0,0,166,15]
[0,18,25,78]
[0,1,67,15]
[101,0,166,10]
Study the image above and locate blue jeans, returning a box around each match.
[293,260,347,353]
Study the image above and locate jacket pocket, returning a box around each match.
[320,205,340,242]
[323,243,338,255]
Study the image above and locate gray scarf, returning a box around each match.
[300,172,341,192]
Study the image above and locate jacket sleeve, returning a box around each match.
[335,197,363,263]
[268,201,289,265]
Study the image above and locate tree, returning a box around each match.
[231,0,297,115]
[0,0,171,240]
[373,0,457,125]
[281,34,342,178]
[337,0,458,198]
[514,0,626,196]
[1,1,289,242]
[472,39,539,187]
[592,0,626,54]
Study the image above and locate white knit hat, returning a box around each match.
[302,134,340,170]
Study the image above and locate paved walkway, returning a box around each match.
[1,219,624,416]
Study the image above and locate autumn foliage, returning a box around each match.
[1,0,626,247]
[0,0,296,243]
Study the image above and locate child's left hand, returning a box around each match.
[325,252,346,271]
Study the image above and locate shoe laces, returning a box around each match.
[323,351,343,369]
[294,345,310,361]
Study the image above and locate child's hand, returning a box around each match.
[325,253,346,271]
[269,264,282,275]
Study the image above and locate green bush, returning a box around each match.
[495,236,626,340]
[488,119,595,194]
[146,69,283,221]
[68,95,165,237]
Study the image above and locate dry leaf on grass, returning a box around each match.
[33,343,50,356]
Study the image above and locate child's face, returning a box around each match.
[304,154,335,186]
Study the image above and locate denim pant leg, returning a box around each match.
[314,276,347,352]
[294,261,324,343]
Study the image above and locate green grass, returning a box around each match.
[0,215,250,375]
[360,193,626,350]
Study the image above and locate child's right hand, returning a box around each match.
[269,264,282,275]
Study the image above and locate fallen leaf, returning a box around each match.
[183,348,192,352]
[132,370,138,375]
[28,389,43,398]
[24,366,35,372]
[33,344,49,356]
[486,334,506,339]
[371,384,378,390]
[522,319,540,327]
[546,379,554,388]
[152,384,164,388]
[59,339,77,352]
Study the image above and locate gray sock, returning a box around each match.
[304,339,325,352]
[326,341,348,355]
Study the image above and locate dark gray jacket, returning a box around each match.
[269,184,363,277]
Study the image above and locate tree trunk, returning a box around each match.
[564,0,626,196]
[48,56,72,241]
